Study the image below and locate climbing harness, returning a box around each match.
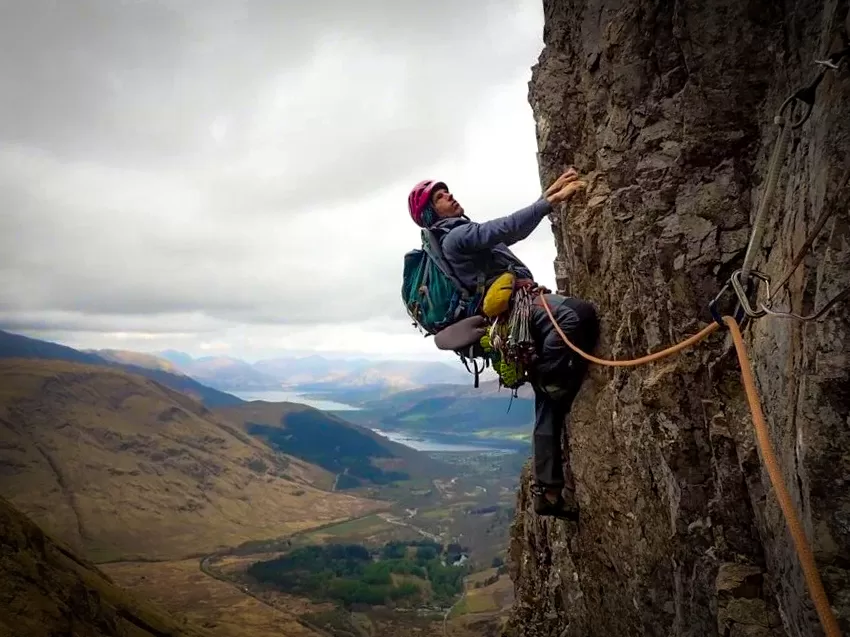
[539,45,849,637]
[478,273,540,392]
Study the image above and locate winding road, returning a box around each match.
[443,580,467,637]
[199,551,335,637]
[377,512,442,542]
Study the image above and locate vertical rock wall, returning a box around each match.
[505,1,849,636]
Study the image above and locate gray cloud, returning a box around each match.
[2,0,537,179]
[0,0,550,356]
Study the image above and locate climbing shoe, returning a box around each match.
[533,487,579,521]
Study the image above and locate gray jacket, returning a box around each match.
[433,197,552,293]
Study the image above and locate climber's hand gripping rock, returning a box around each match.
[544,167,587,205]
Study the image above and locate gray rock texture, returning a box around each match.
[504,1,849,636]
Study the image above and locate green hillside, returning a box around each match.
[216,401,452,490]
[315,382,535,440]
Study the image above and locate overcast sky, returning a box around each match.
[0,0,556,363]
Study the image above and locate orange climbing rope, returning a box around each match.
[724,316,841,637]
[538,295,721,367]
[538,294,841,637]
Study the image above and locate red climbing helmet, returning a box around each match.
[408,179,447,227]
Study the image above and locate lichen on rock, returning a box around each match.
[505,1,850,636]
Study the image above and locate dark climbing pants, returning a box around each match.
[528,294,599,490]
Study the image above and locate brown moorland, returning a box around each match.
[102,559,325,637]
[0,358,385,562]
[0,495,207,637]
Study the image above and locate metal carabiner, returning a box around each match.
[730,269,771,318]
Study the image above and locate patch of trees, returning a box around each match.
[245,411,410,487]
[247,541,467,608]
[427,559,466,603]
[381,539,442,560]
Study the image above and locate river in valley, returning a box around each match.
[232,389,359,412]
[229,389,516,453]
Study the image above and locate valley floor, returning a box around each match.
[103,475,517,637]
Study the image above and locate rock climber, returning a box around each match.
[406,169,600,521]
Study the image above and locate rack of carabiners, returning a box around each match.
[476,272,538,391]
[488,284,536,389]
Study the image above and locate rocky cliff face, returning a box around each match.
[506,1,849,636]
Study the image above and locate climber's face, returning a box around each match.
[431,186,464,218]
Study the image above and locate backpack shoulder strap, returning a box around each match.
[421,228,470,299]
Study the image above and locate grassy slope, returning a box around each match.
[0,358,384,562]
[103,559,326,637]
[0,495,206,637]
[333,383,535,437]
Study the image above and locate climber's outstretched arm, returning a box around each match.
[444,198,553,252]
[444,167,586,253]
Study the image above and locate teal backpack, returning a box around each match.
[401,228,491,387]
[402,227,477,335]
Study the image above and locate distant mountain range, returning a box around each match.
[5,336,477,397]
[137,348,533,445]
[0,330,243,408]
[153,350,283,391]
[148,349,476,394]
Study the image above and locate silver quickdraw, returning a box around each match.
[712,45,849,327]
